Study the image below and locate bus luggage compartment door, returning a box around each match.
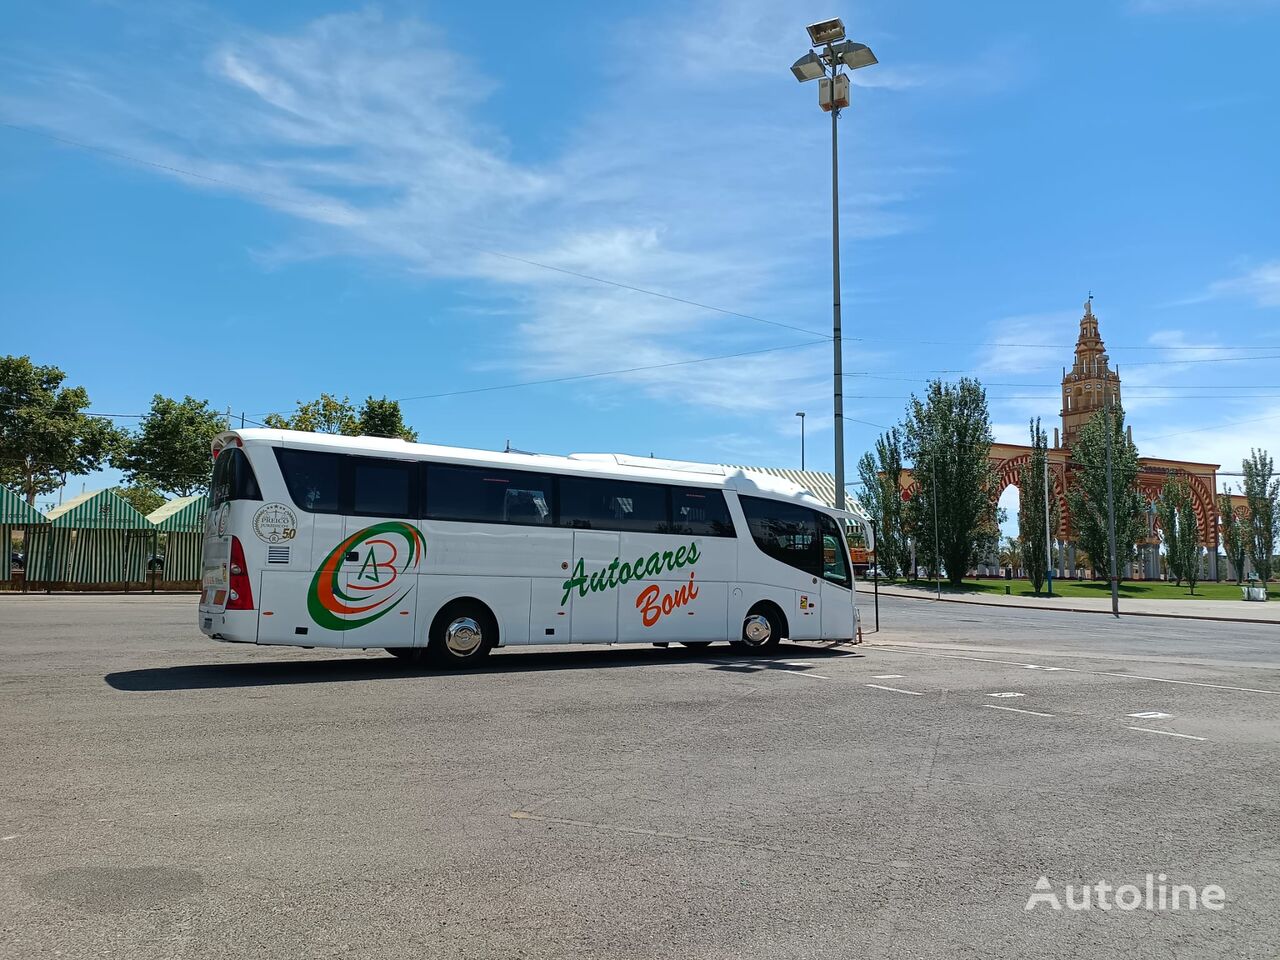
[569,531,620,643]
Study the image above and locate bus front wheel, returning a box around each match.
[427,600,496,668]
[733,604,783,653]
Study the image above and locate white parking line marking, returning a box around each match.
[984,705,1055,718]
[1,835,17,841]
[1024,665,1064,671]
[778,670,831,680]
[1127,726,1206,742]
[872,674,905,679]
[875,648,1280,696]
[866,684,923,696]
[1128,711,1172,719]
[1102,674,1278,696]
[986,692,1026,698]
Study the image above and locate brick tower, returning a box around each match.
[1060,296,1121,449]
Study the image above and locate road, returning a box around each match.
[1,594,1277,959]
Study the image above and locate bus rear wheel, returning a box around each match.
[732,604,783,653]
[427,600,495,668]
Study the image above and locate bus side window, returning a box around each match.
[274,449,341,514]
[559,477,666,532]
[671,488,735,537]
[351,457,414,518]
[425,464,553,526]
[739,495,822,578]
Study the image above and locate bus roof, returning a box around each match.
[223,429,836,512]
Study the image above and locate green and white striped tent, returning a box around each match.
[27,489,153,584]
[146,494,208,582]
[1,484,48,580]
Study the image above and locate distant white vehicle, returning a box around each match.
[200,430,860,665]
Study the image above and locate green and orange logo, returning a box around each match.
[308,522,425,631]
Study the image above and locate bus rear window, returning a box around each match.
[210,447,262,508]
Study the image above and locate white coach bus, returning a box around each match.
[200,429,860,666]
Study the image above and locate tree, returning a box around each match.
[1242,448,1278,582]
[264,393,359,434]
[1218,491,1248,584]
[113,395,225,497]
[1064,406,1144,584]
[902,378,998,587]
[1179,490,1202,594]
[264,393,417,441]
[1017,418,1059,595]
[112,484,165,518]
[1157,475,1202,593]
[358,396,418,442]
[999,536,1021,572]
[0,356,119,505]
[856,427,910,578]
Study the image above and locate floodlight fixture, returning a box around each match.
[806,17,846,46]
[831,40,878,70]
[791,51,825,82]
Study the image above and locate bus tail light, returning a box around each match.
[226,536,255,611]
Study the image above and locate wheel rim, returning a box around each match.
[742,613,772,646]
[445,616,483,656]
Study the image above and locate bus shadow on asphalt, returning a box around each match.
[103,643,864,691]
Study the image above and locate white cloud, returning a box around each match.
[0,3,952,424]
[1204,260,1280,308]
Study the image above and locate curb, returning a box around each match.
[855,586,1278,626]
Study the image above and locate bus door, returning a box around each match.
[569,531,620,643]
[819,514,855,640]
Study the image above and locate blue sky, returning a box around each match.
[2,0,1279,513]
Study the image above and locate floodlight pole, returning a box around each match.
[829,50,846,513]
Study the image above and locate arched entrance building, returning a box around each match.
[901,299,1224,580]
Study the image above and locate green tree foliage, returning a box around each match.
[264,393,360,434]
[264,394,417,441]
[358,396,418,442]
[856,426,910,578]
[1064,406,1145,583]
[1218,491,1248,584]
[113,395,225,497]
[0,356,119,505]
[111,484,166,518]
[902,378,998,587]
[1017,418,1059,595]
[1158,475,1202,593]
[1000,536,1020,571]
[1242,448,1278,582]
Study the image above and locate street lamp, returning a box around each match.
[795,411,806,471]
[790,17,877,512]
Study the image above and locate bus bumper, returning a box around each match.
[199,608,258,643]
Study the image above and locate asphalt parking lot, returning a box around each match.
[2,594,1277,959]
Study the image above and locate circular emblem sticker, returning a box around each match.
[252,503,298,544]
